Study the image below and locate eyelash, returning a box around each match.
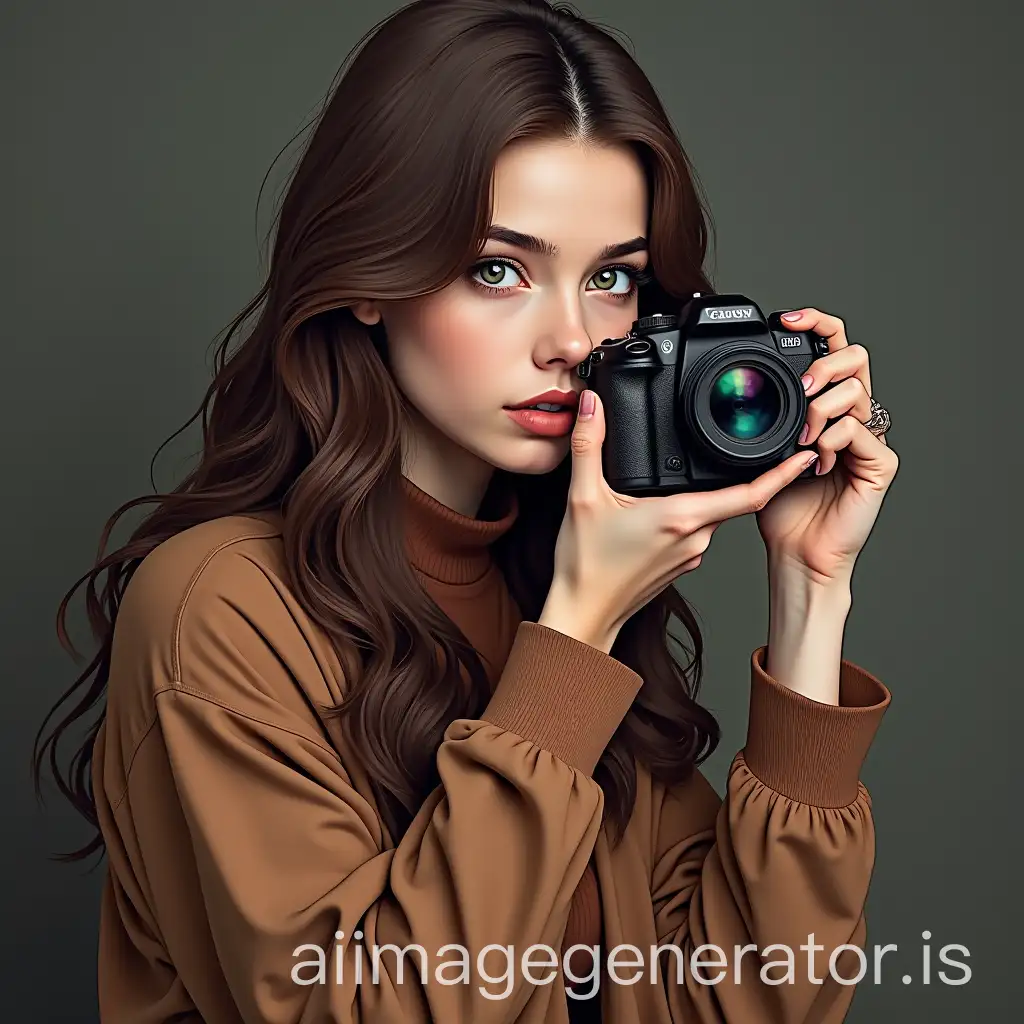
[467,257,652,302]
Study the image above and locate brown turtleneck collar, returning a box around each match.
[401,474,519,585]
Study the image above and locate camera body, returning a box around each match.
[576,293,830,496]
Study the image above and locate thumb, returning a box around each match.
[568,389,607,504]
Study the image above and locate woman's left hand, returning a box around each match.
[756,308,899,589]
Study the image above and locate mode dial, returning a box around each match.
[635,313,677,332]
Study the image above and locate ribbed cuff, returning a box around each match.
[742,646,891,807]
[481,622,643,775]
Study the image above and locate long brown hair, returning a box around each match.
[33,0,720,862]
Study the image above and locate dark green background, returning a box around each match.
[4,0,1020,1019]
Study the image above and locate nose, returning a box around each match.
[532,300,594,370]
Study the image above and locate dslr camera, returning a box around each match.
[576,293,830,496]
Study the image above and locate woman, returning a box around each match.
[34,1,898,1021]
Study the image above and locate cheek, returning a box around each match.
[387,294,508,408]
[597,302,639,342]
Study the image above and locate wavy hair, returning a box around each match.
[33,0,720,861]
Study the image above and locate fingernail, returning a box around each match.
[798,423,809,444]
[782,311,803,322]
[800,374,814,392]
[805,452,819,467]
[578,390,595,420]
[815,458,827,475]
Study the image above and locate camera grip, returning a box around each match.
[595,371,656,485]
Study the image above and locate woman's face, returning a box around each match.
[360,137,649,500]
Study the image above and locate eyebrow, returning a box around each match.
[485,225,648,261]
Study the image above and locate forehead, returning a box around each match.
[489,138,647,247]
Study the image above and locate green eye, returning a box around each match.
[473,261,522,288]
[589,268,632,293]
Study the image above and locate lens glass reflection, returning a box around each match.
[709,366,782,439]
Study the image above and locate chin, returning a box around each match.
[487,438,570,476]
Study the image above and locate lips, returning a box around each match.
[505,389,579,412]
[504,389,579,438]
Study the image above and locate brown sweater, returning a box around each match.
[93,475,890,1022]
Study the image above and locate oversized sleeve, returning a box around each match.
[650,647,890,1023]
[105,545,643,1024]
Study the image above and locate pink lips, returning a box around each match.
[506,389,579,410]
[504,407,576,437]
[503,389,579,437]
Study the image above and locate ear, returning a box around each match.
[350,300,382,326]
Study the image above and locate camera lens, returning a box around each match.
[708,367,782,440]
[680,343,804,465]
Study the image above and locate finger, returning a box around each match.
[814,415,899,483]
[801,343,873,399]
[567,389,607,507]
[799,377,872,447]
[779,307,849,351]
[669,449,819,529]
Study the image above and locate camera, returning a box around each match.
[575,293,831,496]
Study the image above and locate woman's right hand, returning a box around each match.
[538,389,821,653]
